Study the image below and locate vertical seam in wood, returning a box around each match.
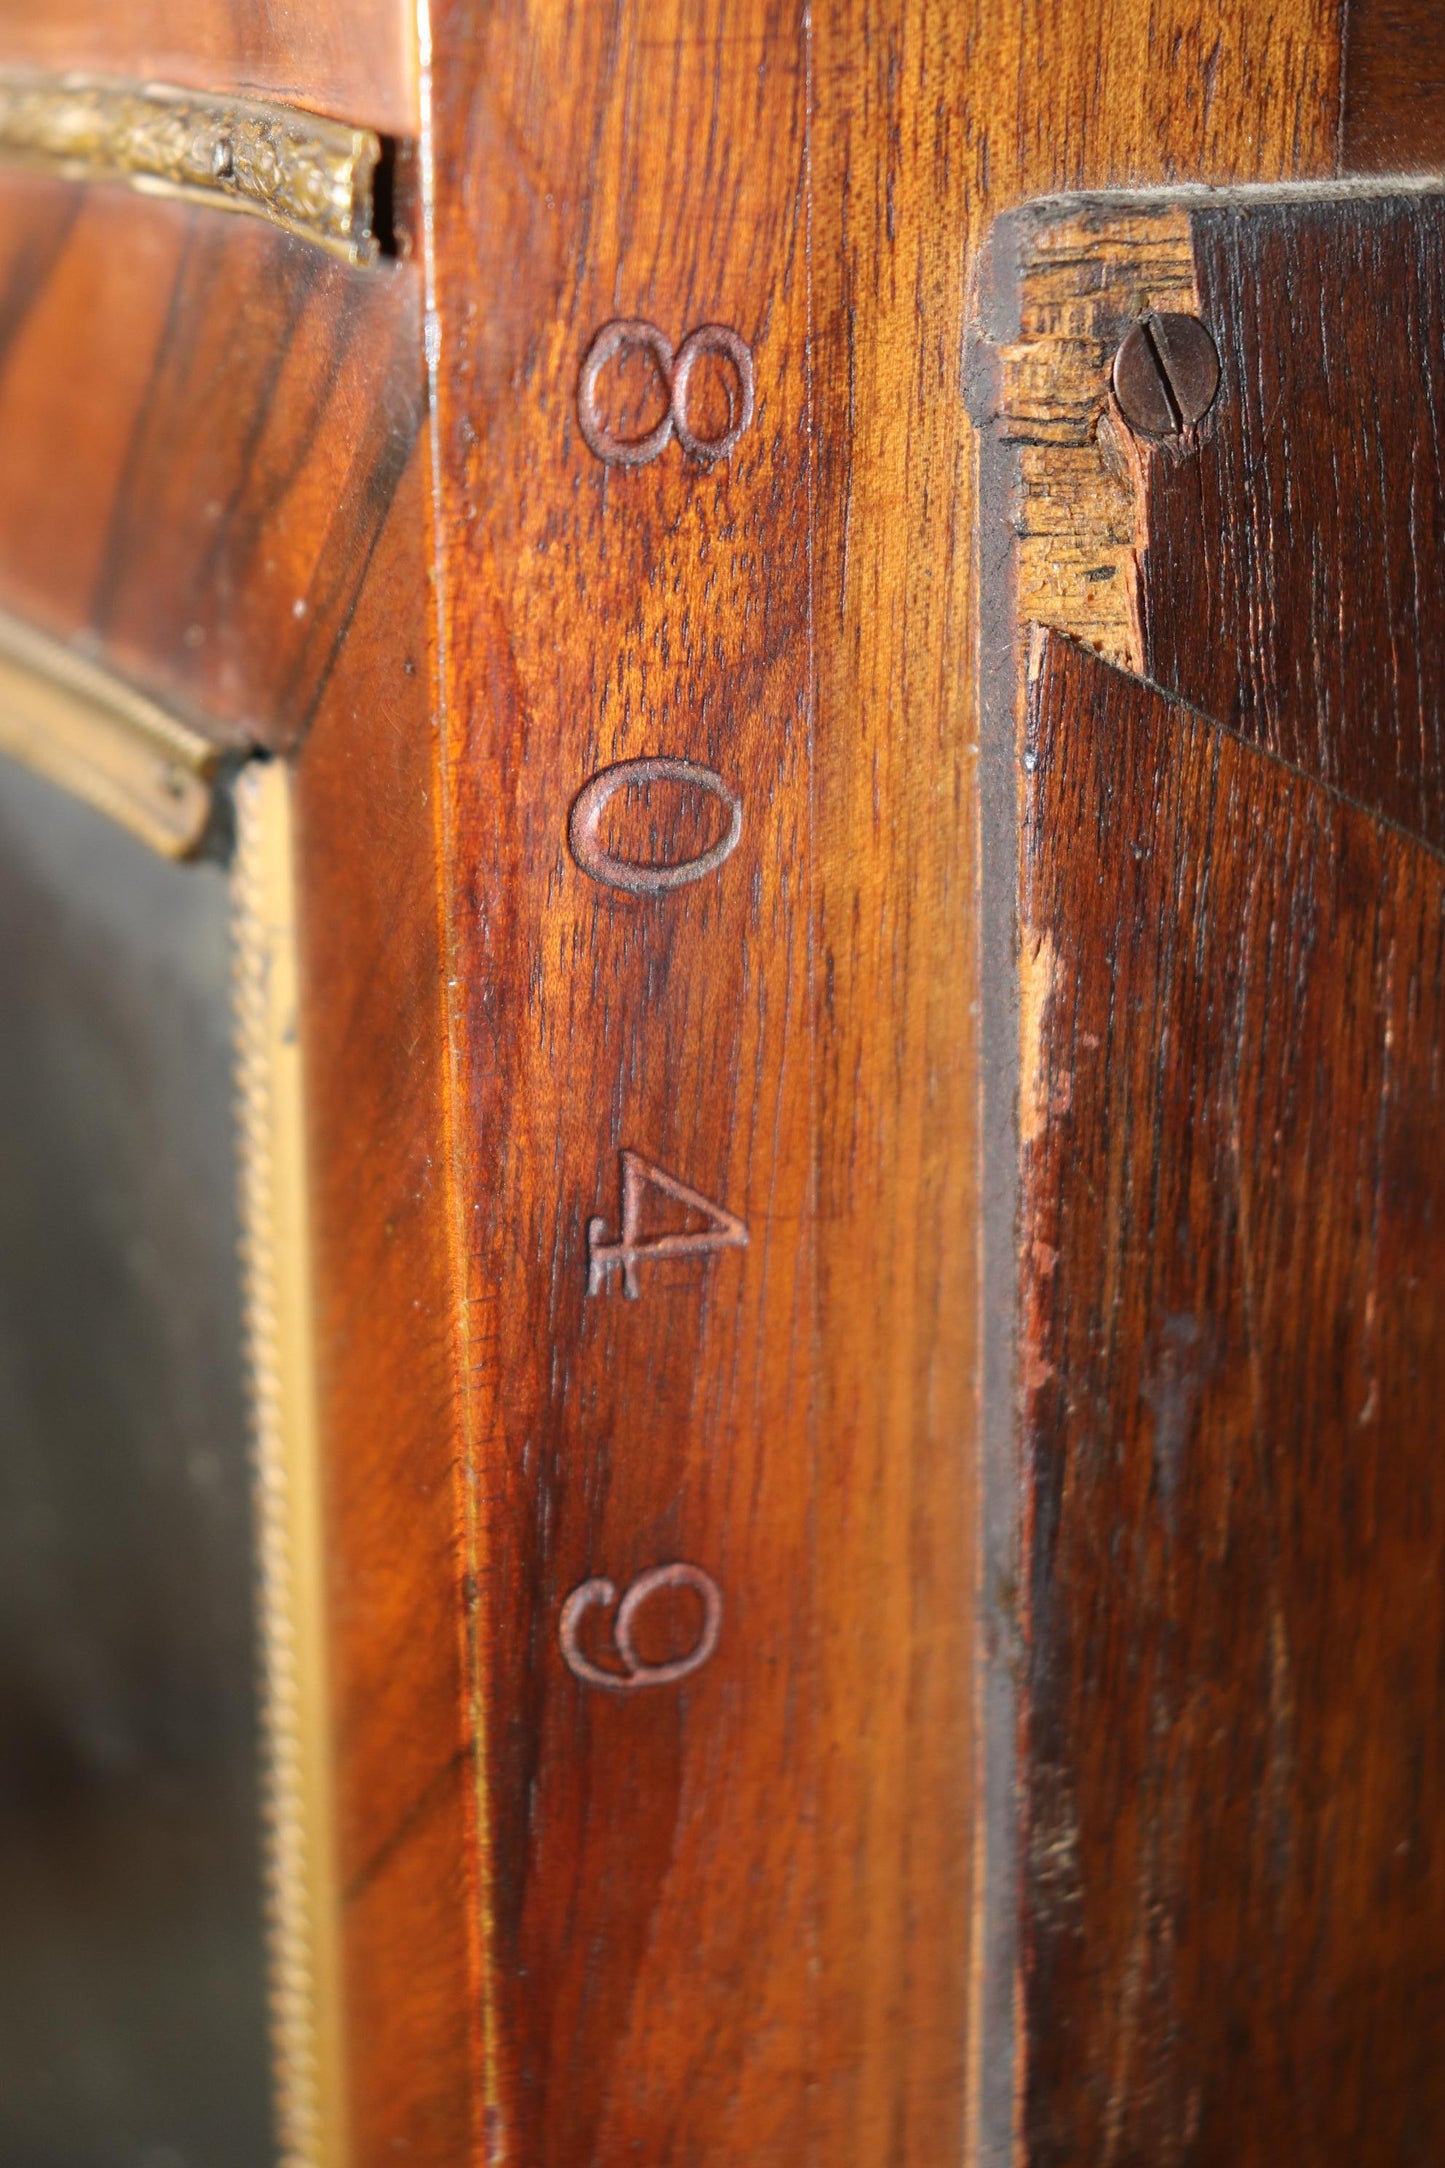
[803,10,821,2160]
[416,0,503,2156]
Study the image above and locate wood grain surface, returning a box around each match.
[0,176,421,756]
[1142,190,1445,854]
[0,0,414,137]
[0,1,1381,2163]
[427,18,818,2162]
[1018,633,1445,2167]
[292,443,479,2165]
[1342,0,1445,171]
[423,4,1345,2166]
[977,183,1445,2165]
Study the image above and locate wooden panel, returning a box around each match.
[0,0,414,137]
[0,176,421,753]
[1142,190,1445,853]
[292,446,478,2166]
[427,12,816,2162]
[0,2,1350,2161]
[424,4,1343,2166]
[1342,0,1445,172]
[1016,632,1445,2165]
[974,180,1445,2165]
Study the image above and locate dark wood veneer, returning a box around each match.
[0,178,422,756]
[1342,0,1445,173]
[1020,634,1445,2165]
[1142,190,1445,854]
[981,181,1445,2164]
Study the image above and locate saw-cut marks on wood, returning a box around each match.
[587,1150,748,1299]
[971,204,1197,670]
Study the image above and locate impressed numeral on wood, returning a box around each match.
[559,1563,723,1691]
[578,319,755,466]
[587,1150,747,1298]
[569,756,743,893]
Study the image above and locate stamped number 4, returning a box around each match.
[587,1150,748,1299]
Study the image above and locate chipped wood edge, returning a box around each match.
[970,202,1198,673]
[968,170,1445,2168]
[0,606,219,857]
[233,760,349,2168]
[0,73,383,266]
[968,198,1200,2168]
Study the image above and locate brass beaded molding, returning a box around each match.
[232,762,349,2168]
[0,72,382,265]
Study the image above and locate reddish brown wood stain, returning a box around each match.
[427,15,817,2159]
[977,184,1445,2164]
[419,1,1349,2161]
[293,447,479,2164]
[0,0,415,136]
[1341,0,1445,173]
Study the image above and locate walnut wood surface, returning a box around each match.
[0,1,1368,2163]
[1018,633,1445,2166]
[977,183,1445,2166]
[292,444,478,2164]
[1342,0,1445,171]
[428,21,818,2162]
[423,5,1344,2166]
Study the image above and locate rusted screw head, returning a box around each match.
[1111,312,1220,440]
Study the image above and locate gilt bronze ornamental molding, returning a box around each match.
[0,73,383,264]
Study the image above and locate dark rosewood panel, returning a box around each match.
[0,2,1357,2160]
[423,3,1344,2165]
[426,9,816,2160]
[1018,635,1445,2165]
[293,446,477,2166]
[1141,190,1445,854]
[978,182,1445,2166]
[1341,0,1445,172]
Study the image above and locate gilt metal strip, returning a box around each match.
[233,761,349,2168]
[0,73,382,265]
[0,606,220,857]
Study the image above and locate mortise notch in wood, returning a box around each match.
[968,200,1197,671]
[974,178,1445,2167]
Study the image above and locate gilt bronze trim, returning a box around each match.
[233,761,349,2168]
[0,73,382,265]
[0,606,220,858]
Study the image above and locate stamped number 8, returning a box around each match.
[578,319,755,468]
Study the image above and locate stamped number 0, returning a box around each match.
[569,756,742,894]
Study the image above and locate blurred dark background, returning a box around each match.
[0,757,272,2167]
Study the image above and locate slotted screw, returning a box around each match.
[1111,313,1221,441]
